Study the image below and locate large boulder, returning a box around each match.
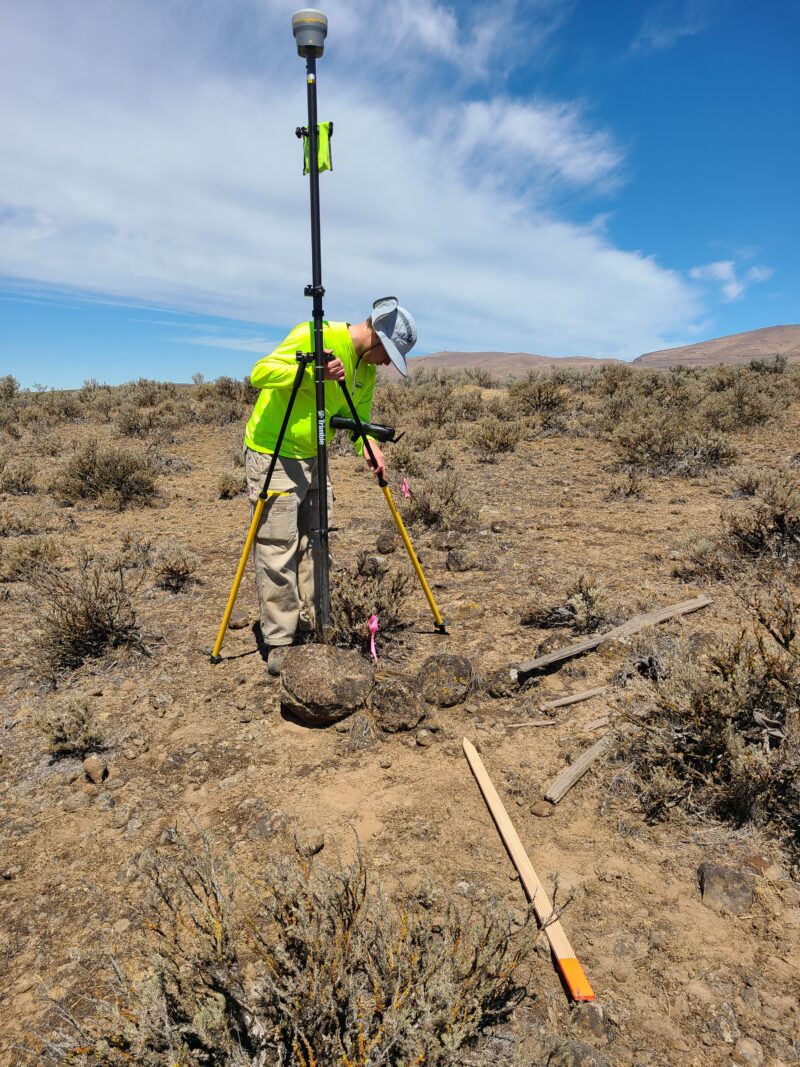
[370,677,426,733]
[416,654,474,707]
[280,645,374,727]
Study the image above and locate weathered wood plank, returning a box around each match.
[539,686,607,711]
[544,736,610,804]
[515,595,711,681]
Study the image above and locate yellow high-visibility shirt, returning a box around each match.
[244,321,376,458]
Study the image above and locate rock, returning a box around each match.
[570,1002,612,1046]
[248,810,289,841]
[376,531,398,553]
[370,677,426,733]
[446,549,474,572]
[732,1037,764,1065]
[97,792,116,811]
[698,861,756,916]
[358,553,390,578]
[548,1039,611,1067]
[432,530,465,551]
[415,729,434,747]
[531,801,554,818]
[296,829,325,856]
[379,757,392,769]
[228,611,250,630]
[484,665,519,698]
[82,754,108,784]
[712,1002,740,1044]
[416,654,474,707]
[159,827,179,845]
[109,806,130,830]
[113,918,131,935]
[280,645,374,726]
[2,865,21,880]
[62,793,90,813]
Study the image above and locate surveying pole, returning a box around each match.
[292,9,331,639]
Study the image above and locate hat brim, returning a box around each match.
[374,323,408,377]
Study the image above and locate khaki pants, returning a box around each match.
[245,448,333,647]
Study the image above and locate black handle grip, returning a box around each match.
[330,415,398,443]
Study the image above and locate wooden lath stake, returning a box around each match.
[514,594,711,682]
[462,738,595,1002]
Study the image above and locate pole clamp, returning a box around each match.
[295,126,308,138]
[304,283,325,298]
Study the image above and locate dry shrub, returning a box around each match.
[616,590,800,856]
[330,562,410,649]
[462,365,495,387]
[730,464,764,497]
[520,573,610,634]
[468,417,519,462]
[723,471,800,563]
[34,697,104,758]
[41,839,530,1065]
[54,440,159,510]
[218,471,246,499]
[0,456,37,494]
[611,417,736,477]
[388,439,424,476]
[403,472,473,531]
[0,506,40,537]
[0,374,19,401]
[153,540,199,592]
[508,373,570,418]
[27,552,148,671]
[0,536,60,582]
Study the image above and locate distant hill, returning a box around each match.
[400,351,621,379]
[633,325,800,369]
[396,324,800,378]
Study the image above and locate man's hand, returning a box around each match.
[365,442,386,480]
[323,352,346,381]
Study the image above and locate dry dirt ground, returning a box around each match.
[1,382,799,1065]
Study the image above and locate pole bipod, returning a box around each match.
[335,381,447,634]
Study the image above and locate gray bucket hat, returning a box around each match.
[372,296,417,377]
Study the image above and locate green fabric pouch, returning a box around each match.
[302,121,333,174]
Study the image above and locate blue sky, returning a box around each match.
[1,0,797,388]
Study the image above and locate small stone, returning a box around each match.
[97,792,116,811]
[732,1037,764,1066]
[159,827,179,845]
[113,918,131,935]
[228,612,250,630]
[123,748,139,761]
[446,548,473,572]
[296,829,325,857]
[379,757,392,769]
[432,530,465,551]
[2,865,22,880]
[109,806,130,830]
[62,793,90,813]
[105,778,125,791]
[82,754,108,784]
[531,801,554,818]
[698,861,756,916]
[548,1038,610,1067]
[375,531,397,553]
[415,729,434,747]
[248,811,288,841]
[358,553,390,578]
[712,1002,740,1044]
[125,818,143,835]
[570,1002,612,1046]
[238,708,254,723]
[483,666,519,698]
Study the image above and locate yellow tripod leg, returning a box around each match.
[382,485,446,632]
[210,497,266,662]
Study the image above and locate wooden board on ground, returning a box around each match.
[515,595,711,682]
[544,735,611,804]
[462,738,595,1002]
[539,686,607,711]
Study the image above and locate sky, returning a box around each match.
[0,0,798,388]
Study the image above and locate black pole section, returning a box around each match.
[257,353,314,501]
[304,55,332,639]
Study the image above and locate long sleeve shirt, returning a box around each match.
[244,320,376,459]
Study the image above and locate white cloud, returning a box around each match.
[631,0,721,54]
[0,0,705,361]
[690,259,772,302]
